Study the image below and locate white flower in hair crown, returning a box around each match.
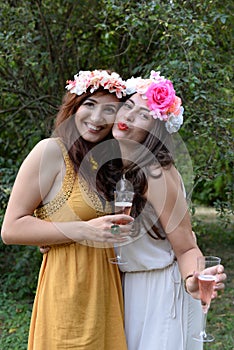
[65,70,126,99]
[125,70,184,133]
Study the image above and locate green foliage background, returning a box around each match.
[1,0,233,214]
[0,0,233,347]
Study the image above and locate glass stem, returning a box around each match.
[200,311,208,339]
[116,246,122,260]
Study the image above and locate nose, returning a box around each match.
[90,105,103,123]
[124,109,135,122]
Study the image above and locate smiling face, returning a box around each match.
[75,91,120,143]
[112,93,155,144]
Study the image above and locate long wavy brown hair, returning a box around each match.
[122,117,174,239]
[52,88,123,202]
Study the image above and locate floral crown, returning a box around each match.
[125,70,184,133]
[65,70,126,99]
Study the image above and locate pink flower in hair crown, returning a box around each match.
[146,80,176,120]
[125,70,184,133]
[65,70,126,98]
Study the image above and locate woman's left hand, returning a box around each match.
[185,264,227,300]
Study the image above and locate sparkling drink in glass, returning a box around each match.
[192,255,221,342]
[109,190,134,265]
[198,274,216,313]
[114,191,134,223]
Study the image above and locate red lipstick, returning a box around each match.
[118,122,129,131]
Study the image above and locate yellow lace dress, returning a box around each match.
[28,140,127,350]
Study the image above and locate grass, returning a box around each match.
[0,208,233,349]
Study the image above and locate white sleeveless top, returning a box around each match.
[119,233,175,272]
[119,174,186,273]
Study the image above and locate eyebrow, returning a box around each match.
[85,98,118,107]
[128,98,150,112]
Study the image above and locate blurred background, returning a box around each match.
[0,1,233,349]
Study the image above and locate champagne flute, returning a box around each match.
[192,255,221,342]
[109,190,134,265]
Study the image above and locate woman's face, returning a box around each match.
[75,92,119,143]
[112,93,155,144]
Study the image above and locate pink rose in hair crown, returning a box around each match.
[146,80,176,120]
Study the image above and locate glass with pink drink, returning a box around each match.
[193,255,221,342]
[114,190,134,224]
[109,190,134,265]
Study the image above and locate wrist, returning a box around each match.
[184,274,193,294]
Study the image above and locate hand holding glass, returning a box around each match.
[193,255,221,343]
[109,190,134,265]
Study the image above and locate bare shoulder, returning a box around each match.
[146,164,190,235]
[23,138,63,168]
[146,164,183,206]
[30,138,63,158]
[15,138,65,190]
[148,164,180,186]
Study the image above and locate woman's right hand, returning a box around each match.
[77,214,134,243]
[39,214,134,252]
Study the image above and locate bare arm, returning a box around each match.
[1,138,133,246]
[146,165,226,299]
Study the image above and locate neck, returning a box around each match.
[118,139,142,166]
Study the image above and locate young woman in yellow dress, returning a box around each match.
[1,70,133,349]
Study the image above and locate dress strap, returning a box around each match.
[34,138,76,220]
[55,138,73,169]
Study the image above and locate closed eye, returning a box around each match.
[139,112,150,120]
[122,101,133,110]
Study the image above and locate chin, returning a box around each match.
[113,131,124,139]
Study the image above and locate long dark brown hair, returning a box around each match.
[52,88,123,202]
[122,118,174,239]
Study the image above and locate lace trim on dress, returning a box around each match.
[34,138,112,220]
[78,176,112,217]
[34,139,76,220]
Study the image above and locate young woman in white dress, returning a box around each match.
[111,71,226,350]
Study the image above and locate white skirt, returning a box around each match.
[123,262,203,350]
